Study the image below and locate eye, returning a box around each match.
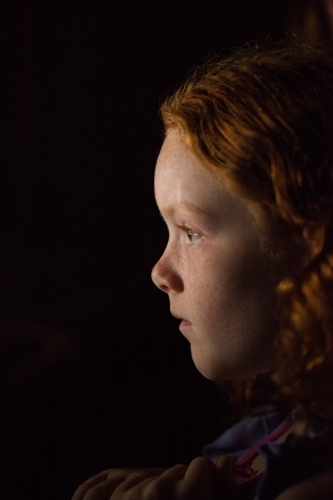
[187,228,200,243]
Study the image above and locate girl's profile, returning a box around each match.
[72,39,333,500]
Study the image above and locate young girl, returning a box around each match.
[72,39,333,500]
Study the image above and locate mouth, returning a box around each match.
[171,311,192,327]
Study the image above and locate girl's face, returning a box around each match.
[151,129,280,381]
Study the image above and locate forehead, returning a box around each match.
[155,130,223,205]
[155,130,200,180]
[154,130,263,232]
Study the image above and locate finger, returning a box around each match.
[73,476,131,500]
[216,455,233,475]
[159,463,188,480]
[180,457,216,499]
[71,471,109,500]
[184,457,216,481]
[215,455,238,497]
[112,466,185,495]
[72,471,142,500]
[111,474,160,498]
[111,466,187,499]
[71,468,167,500]
[82,479,126,500]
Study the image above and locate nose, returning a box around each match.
[151,248,183,294]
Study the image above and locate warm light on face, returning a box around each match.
[152,129,279,381]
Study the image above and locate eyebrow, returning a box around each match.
[160,203,210,219]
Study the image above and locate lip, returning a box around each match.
[180,319,192,327]
[171,311,192,327]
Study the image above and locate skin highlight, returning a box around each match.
[152,129,281,381]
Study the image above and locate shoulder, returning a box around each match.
[275,467,333,500]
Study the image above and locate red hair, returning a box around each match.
[161,39,333,422]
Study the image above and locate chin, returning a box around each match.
[191,348,272,382]
[190,349,227,381]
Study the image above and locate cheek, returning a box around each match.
[184,252,232,328]
[181,234,278,380]
[191,243,274,325]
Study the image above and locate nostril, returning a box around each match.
[151,265,169,293]
[159,283,170,293]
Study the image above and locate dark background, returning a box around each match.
[1,1,330,499]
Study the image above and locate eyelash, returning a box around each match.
[186,228,200,243]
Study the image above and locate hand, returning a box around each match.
[71,456,238,500]
[71,467,168,500]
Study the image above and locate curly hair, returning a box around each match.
[160,39,333,423]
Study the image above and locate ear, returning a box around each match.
[302,226,325,262]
